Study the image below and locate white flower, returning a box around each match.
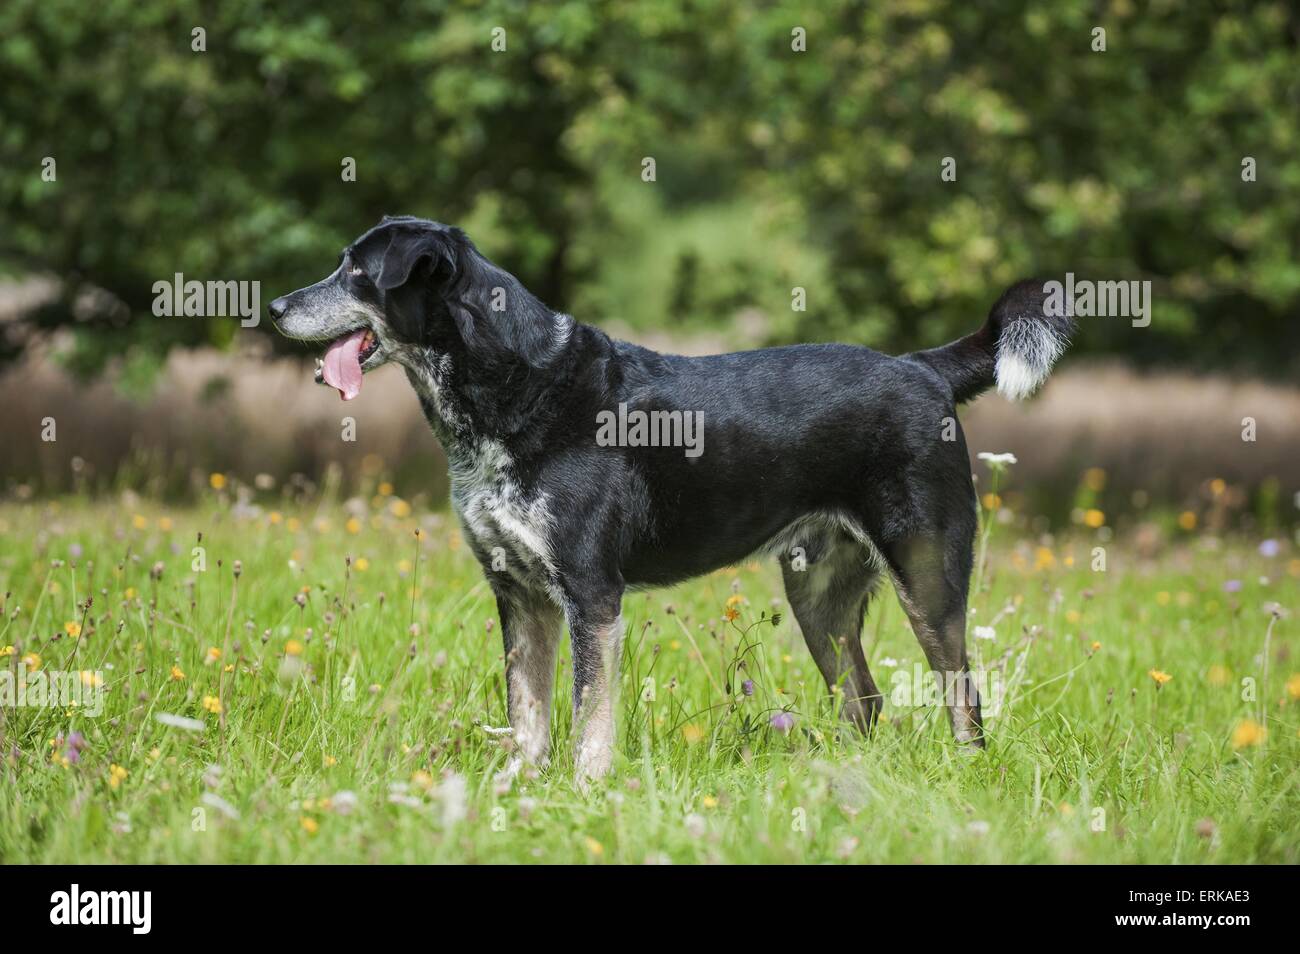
[977,452,1017,466]
[973,626,997,641]
[878,657,899,667]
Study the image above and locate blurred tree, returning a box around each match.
[1,0,1297,380]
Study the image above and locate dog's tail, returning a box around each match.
[911,279,1073,403]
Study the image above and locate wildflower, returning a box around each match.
[977,452,1017,467]
[0,646,14,657]
[64,621,81,638]
[300,816,319,835]
[1258,539,1280,558]
[681,724,705,744]
[22,652,41,669]
[1082,509,1105,529]
[1148,669,1173,687]
[324,755,337,768]
[1207,665,1230,686]
[1090,641,1102,652]
[725,593,744,609]
[209,473,227,490]
[345,517,362,534]
[285,639,304,657]
[378,481,394,496]
[1222,580,1242,594]
[109,764,128,789]
[170,665,186,681]
[770,711,795,733]
[973,626,996,641]
[584,836,604,856]
[741,679,755,696]
[389,499,412,518]
[158,517,173,532]
[204,647,222,665]
[1230,719,1266,750]
[1194,817,1218,839]
[1285,673,1300,701]
[1177,511,1197,531]
[411,770,434,792]
[131,514,148,530]
[269,511,283,525]
[79,671,102,688]
[1034,547,1056,571]
[202,695,222,714]
[701,795,719,809]
[981,493,1001,510]
[354,557,369,572]
[722,607,739,622]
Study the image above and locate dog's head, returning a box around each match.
[269,215,529,401]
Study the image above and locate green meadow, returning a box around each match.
[1,490,1296,864]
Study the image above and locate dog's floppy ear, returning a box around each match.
[377,230,448,291]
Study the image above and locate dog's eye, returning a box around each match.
[348,265,365,278]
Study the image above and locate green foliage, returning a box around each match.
[1,0,1298,377]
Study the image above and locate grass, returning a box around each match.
[0,494,1297,864]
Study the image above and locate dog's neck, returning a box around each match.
[396,310,582,458]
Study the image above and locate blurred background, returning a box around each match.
[1,0,1297,535]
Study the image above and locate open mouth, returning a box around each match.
[314,328,382,401]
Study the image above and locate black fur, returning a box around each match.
[269,217,1072,777]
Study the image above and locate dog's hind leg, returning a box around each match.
[781,531,883,731]
[882,530,985,748]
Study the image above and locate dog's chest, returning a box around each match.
[449,443,555,587]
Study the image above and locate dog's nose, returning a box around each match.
[268,297,288,323]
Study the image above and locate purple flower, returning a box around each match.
[69,543,83,560]
[770,711,795,733]
[63,732,87,764]
[741,679,754,697]
[1223,579,1243,593]
[1258,539,1280,558]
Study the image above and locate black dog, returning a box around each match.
[269,216,1071,782]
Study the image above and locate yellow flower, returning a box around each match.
[981,492,1002,510]
[1206,665,1230,687]
[0,645,14,658]
[64,620,82,638]
[170,665,186,681]
[1148,669,1173,687]
[354,557,369,572]
[324,755,337,767]
[79,671,102,688]
[1034,547,1056,571]
[1285,673,1300,701]
[584,836,604,856]
[204,647,222,665]
[300,816,319,835]
[202,695,222,714]
[109,764,128,789]
[125,587,137,599]
[1090,641,1102,652]
[22,652,41,669]
[681,724,705,744]
[378,481,394,496]
[1156,591,1171,607]
[1230,719,1266,750]
[286,517,302,533]
[1065,609,1081,624]
[701,795,719,809]
[1058,802,1074,816]
[131,514,148,530]
[345,517,362,534]
[158,516,173,532]
[1177,510,1197,531]
[411,770,434,791]
[722,607,739,622]
[1083,509,1105,529]
[285,639,304,657]
[725,593,744,609]
[397,558,413,574]
[389,499,412,518]
[1209,478,1226,496]
[209,472,226,490]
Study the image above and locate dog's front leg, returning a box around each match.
[497,587,564,771]
[565,587,625,786]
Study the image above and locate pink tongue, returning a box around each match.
[322,330,368,401]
